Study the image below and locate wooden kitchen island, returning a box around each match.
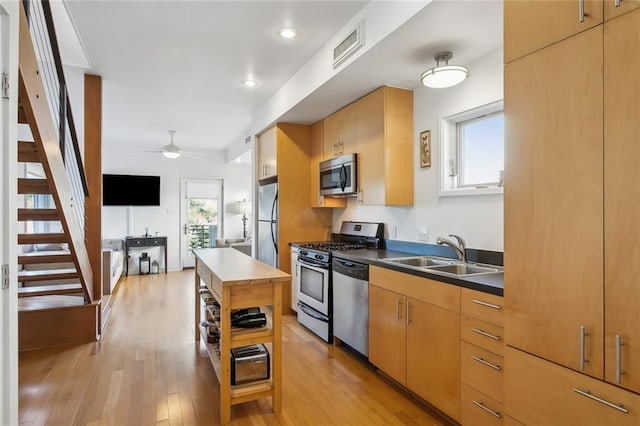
[194,248,290,424]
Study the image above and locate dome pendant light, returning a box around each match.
[420,51,469,89]
[162,130,182,159]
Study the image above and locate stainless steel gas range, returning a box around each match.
[294,222,384,343]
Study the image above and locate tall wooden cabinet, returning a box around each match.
[504,25,604,378]
[604,7,640,394]
[255,123,333,312]
[505,1,640,422]
[369,266,460,422]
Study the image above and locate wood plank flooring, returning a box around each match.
[19,270,450,425]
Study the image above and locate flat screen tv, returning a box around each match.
[103,174,161,206]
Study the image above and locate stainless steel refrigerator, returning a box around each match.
[257,182,278,267]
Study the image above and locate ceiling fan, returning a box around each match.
[135,130,205,159]
[162,130,182,158]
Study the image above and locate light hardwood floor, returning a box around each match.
[19,270,450,425]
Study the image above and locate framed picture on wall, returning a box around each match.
[420,130,431,168]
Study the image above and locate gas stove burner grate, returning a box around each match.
[298,242,365,252]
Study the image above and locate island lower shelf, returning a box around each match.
[194,247,290,424]
[198,324,274,405]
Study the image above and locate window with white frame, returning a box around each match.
[440,100,504,195]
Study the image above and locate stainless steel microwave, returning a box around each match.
[319,153,357,197]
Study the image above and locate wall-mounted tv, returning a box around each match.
[103,174,161,206]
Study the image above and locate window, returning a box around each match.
[440,100,504,195]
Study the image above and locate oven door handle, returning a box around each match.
[297,257,328,269]
[298,302,329,322]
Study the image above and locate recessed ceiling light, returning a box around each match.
[243,79,257,88]
[279,27,297,39]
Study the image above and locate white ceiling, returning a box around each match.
[63,0,502,157]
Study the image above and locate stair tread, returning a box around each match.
[18,283,82,297]
[18,295,87,310]
[18,269,77,283]
[18,233,67,244]
[18,208,59,221]
[18,268,76,277]
[18,251,72,265]
[19,250,71,258]
[17,178,50,194]
[18,141,41,163]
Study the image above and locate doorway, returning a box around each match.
[180,177,223,269]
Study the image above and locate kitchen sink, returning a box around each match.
[426,263,502,277]
[383,256,454,268]
[380,256,502,277]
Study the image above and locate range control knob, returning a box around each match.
[315,254,323,260]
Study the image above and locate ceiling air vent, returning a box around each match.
[333,21,364,68]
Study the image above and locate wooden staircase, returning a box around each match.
[16,4,98,350]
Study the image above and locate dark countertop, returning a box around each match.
[330,248,504,297]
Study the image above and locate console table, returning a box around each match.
[123,236,167,276]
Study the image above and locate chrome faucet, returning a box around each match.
[436,234,466,262]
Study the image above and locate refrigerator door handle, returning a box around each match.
[270,190,278,255]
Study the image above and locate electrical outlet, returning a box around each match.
[418,228,429,241]
[391,224,398,238]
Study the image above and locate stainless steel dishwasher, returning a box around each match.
[332,257,369,357]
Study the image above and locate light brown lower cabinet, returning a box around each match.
[369,267,461,422]
[461,383,503,426]
[505,346,640,425]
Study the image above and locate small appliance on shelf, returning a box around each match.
[230,344,270,385]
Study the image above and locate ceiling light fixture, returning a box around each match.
[162,130,182,159]
[420,51,469,89]
[243,79,257,88]
[279,27,297,39]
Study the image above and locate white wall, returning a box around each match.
[102,151,251,271]
[334,48,504,251]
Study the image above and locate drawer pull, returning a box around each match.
[614,0,620,7]
[472,328,501,341]
[472,355,501,371]
[573,388,629,414]
[472,400,501,418]
[472,299,501,310]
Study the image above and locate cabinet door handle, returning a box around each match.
[614,0,621,7]
[579,325,589,371]
[396,298,401,321]
[472,328,501,341]
[573,388,629,413]
[579,0,585,22]
[616,335,625,384]
[472,356,501,371]
[472,400,501,418]
[406,301,411,325]
[472,299,501,310]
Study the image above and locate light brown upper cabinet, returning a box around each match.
[504,26,604,379]
[605,0,640,20]
[320,86,413,206]
[309,120,346,208]
[323,101,358,159]
[504,0,603,63]
[257,125,277,180]
[604,8,640,394]
[356,87,413,206]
